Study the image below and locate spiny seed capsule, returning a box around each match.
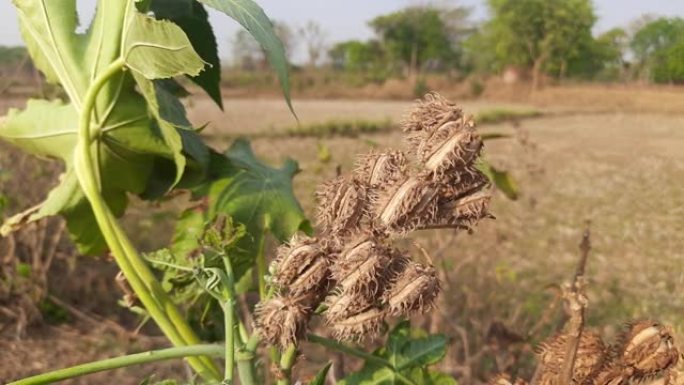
[418,120,483,177]
[375,176,439,233]
[535,330,607,385]
[315,177,367,236]
[438,167,490,201]
[254,296,311,348]
[431,190,491,230]
[331,306,386,341]
[354,150,407,188]
[616,321,679,380]
[382,261,440,316]
[323,290,375,324]
[331,237,392,296]
[402,92,463,134]
[272,235,327,291]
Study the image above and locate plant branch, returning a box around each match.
[73,57,220,381]
[7,344,224,385]
[307,334,392,370]
[557,221,591,385]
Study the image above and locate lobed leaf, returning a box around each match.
[124,10,206,79]
[197,0,295,115]
[150,0,223,108]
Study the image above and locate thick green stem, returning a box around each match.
[8,345,224,385]
[74,58,220,381]
[255,233,267,300]
[276,344,297,385]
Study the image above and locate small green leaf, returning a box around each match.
[478,161,519,200]
[124,9,206,79]
[197,0,295,115]
[16,263,31,278]
[151,0,223,108]
[309,362,332,385]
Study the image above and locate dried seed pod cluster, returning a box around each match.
[255,93,493,347]
[493,320,680,385]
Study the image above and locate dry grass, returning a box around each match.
[2,86,684,383]
[194,97,684,383]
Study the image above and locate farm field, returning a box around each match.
[2,91,683,384]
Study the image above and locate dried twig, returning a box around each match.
[557,221,591,385]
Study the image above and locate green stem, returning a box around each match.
[74,58,220,381]
[222,256,236,384]
[8,345,224,385]
[276,344,297,385]
[236,350,258,385]
[255,233,267,300]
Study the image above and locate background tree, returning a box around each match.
[478,0,597,89]
[298,20,328,68]
[630,17,684,83]
[369,6,467,79]
[232,30,265,70]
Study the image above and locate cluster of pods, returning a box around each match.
[255,93,493,346]
[491,320,680,385]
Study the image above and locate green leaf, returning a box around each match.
[338,322,451,385]
[151,0,223,108]
[123,9,206,79]
[309,362,332,385]
[197,0,295,115]
[478,162,519,201]
[172,139,310,285]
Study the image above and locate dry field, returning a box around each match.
[2,89,684,384]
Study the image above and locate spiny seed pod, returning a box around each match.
[591,363,628,385]
[354,150,408,188]
[331,306,386,341]
[535,330,607,385]
[324,290,375,324]
[438,167,490,201]
[431,190,492,230]
[417,120,483,177]
[254,296,311,348]
[382,261,440,316]
[615,321,679,381]
[402,92,463,134]
[375,176,439,233]
[316,176,367,236]
[272,235,328,294]
[331,237,392,296]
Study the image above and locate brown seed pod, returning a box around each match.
[402,92,463,134]
[330,237,392,297]
[430,190,492,230]
[323,290,375,324]
[438,166,490,201]
[615,321,679,381]
[254,295,311,348]
[354,150,408,188]
[535,330,608,385]
[374,176,439,233]
[272,235,328,293]
[330,306,386,341]
[417,120,483,177]
[382,261,440,316]
[315,176,367,236]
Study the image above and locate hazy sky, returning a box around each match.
[1,0,683,63]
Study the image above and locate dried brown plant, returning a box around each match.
[255,93,493,347]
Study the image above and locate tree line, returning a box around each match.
[231,0,684,87]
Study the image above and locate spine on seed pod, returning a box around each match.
[534,331,607,385]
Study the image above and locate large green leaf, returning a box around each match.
[150,0,223,108]
[123,10,206,79]
[172,139,310,285]
[338,322,453,385]
[197,0,294,115]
